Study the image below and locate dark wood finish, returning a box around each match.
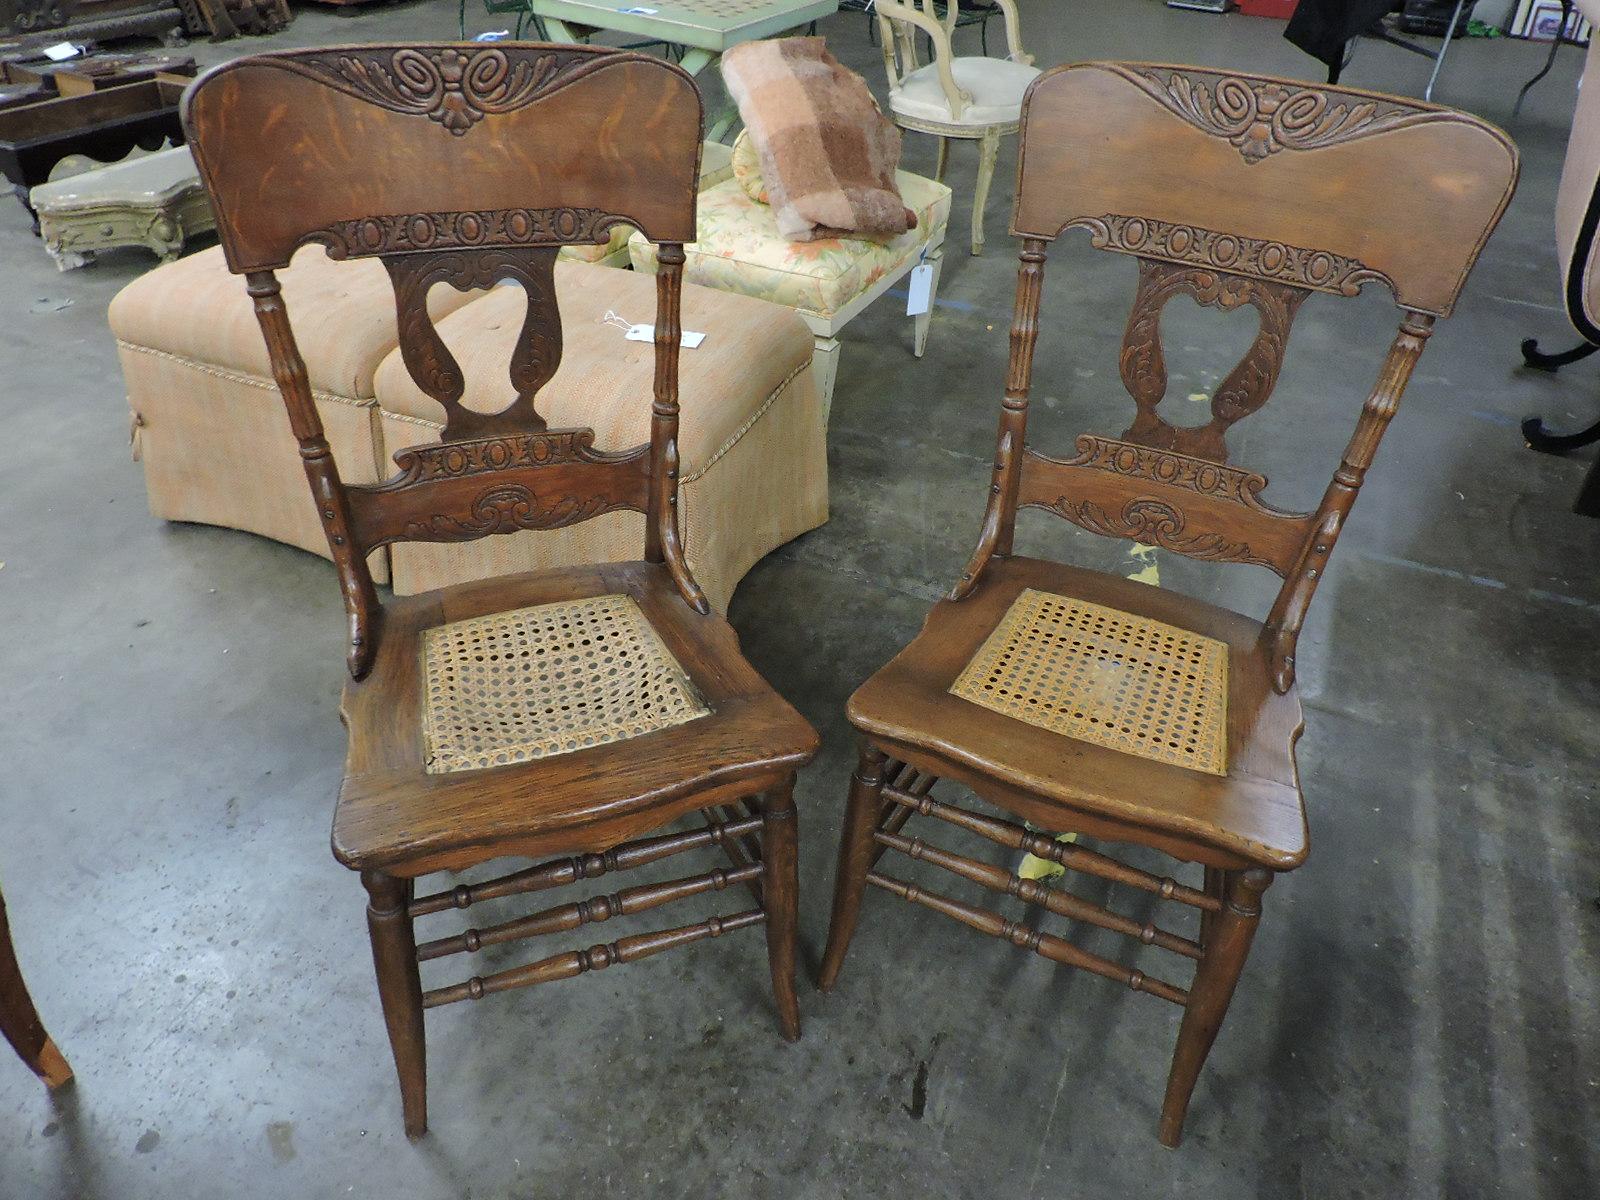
[182,45,816,1137]
[822,61,1517,1147]
[0,76,184,229]
[2,0,183,45]
[0,886,72,1089]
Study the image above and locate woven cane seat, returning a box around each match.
[949,589,1229,776]
[332,562,819,874]
[846,557,1308,870]
[421,594,711,774]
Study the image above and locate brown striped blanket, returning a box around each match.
[721,37,916,242]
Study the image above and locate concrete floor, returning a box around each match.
[3,1,1599,1196]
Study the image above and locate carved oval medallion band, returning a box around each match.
[1074,214,1388,298]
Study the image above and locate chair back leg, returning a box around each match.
[0,892,72,1088]
[971,128,1003,255]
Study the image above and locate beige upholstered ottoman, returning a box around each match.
[111,243,480,580]
[374,260,828,612]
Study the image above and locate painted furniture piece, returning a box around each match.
[521,0,839,138]
[1521,0,1600,516]
[1,885,72,1090]
[182,45,818,1137]
[628,167,951,422]
[818,61,1517,1147]
[109,137,819,608]
[31,142,212,269]
[872,0,1036,254]
[0,76,184,229]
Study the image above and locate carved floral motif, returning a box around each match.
[1119,66,1433,165]
[402,485,621,541]
[304,47,590,135]
[1074,214,1387,297]
[1042,495,1275,570]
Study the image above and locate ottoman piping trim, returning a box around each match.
[115,341,373,409]
[376,357,811,487]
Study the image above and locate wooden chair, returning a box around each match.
[818,62,1517,1146]
[182,44,818,1138]
[873,0,1038,255]
[1,885,72,1089]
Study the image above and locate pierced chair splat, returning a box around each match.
[818,61,1517,1146]
[182,43,818,1139]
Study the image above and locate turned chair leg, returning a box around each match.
[0,893,72,1088]
[934,134,950,183]
[761,776,802,1042]
[914,246,944,359]
[818,742,887,991]
[1159,867,1272,1147]
[971,127,1002,256]
[363,870,427,1139]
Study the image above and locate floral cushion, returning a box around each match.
[559,141,736,266]
[627,170,951,317]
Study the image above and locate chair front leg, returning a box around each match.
[971,127,1002,256]
[1159,867,1272,1147]
[0,893,71,1088]
[363,870,427,1139]
[760,776,802,1041]
[818,742,887,991]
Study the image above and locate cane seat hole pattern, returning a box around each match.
[420,594,711,774]
[948,589,1229,776]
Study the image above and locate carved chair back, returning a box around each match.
[182,44,705,678]
[958,62,1517,692]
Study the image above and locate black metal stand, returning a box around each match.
[1521,337,1600,372]
[1521,335,1600,517]
[1514,0,1577,119]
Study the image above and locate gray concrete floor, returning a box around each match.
[2,1,1598,1196]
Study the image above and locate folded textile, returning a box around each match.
[721,37,915,242]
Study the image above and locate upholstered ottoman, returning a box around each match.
[111,244,482,581]
[629,167,952,421]
[374,259,827,612]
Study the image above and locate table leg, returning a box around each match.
[1423,0,1467,102]
[538,16,586,42]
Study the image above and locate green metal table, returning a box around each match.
[486,0,840,139]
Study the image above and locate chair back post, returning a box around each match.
[992,0,1032,65]
[182,44,706,678]
[952,236,1045,601]
[648,243,709,613]
[246,267,383,676]
[1259,309,1433,689]
[875,0,970,118]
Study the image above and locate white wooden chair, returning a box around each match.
[874,0,1038,255]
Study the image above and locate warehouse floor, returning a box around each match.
[2,2,1597,1196]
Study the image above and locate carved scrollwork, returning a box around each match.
[1073,214,1388,298]
[1117,258,1308,463]
[1043,495,1276,570]
[401,484,620,541]
[1117,65,1435,165]
[298,47,594,136]
[310,207,626,256]
[382,246,562,441]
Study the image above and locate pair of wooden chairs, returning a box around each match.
[182,46,1516,1144]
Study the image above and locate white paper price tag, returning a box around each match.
[624,324,706,349]
[905,263,934,317]
[43,41,81,61]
